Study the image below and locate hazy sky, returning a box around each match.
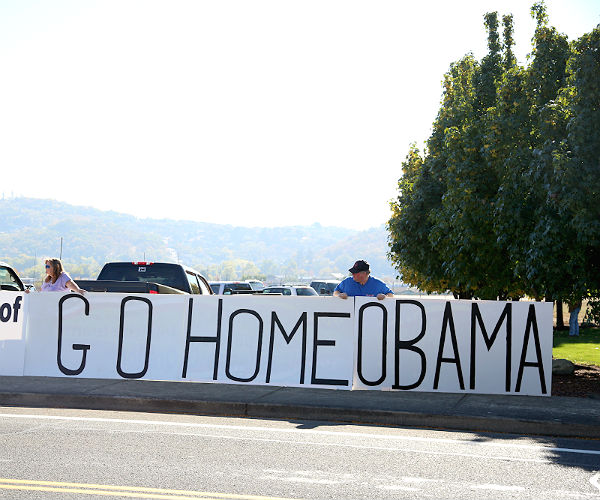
[1,1,598,229]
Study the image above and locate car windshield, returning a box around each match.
[310,281,338,294]
[247,281,265,291]
[98,263,187,291]
[264,287,291,295]
[229,283,252,291]
[0,267,22,289]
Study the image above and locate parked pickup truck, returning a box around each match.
[0,261,25,292]
[75,262,212,295]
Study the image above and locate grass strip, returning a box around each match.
[553,328,600,366]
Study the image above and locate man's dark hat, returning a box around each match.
[349,260,370,273]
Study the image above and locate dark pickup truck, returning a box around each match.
[75,262,212,295]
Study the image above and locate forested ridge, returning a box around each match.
[0,197,396,281]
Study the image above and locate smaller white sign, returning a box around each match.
[0,292,26,376]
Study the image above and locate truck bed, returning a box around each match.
[75,280,186,294]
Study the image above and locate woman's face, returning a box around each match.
[45,262,54,277]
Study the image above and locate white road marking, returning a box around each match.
[258,467,600,498]
[591,472,600,492]
[379,485,421,491]
[400,477,439,484]
[472,483,526,492]
[0,412,598,458]
[101,428,555,463]
[259,476,339,485]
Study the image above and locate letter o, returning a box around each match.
[225,309,263,383]
[357,302,387,386]
[0,303,11,322]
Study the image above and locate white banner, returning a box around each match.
[352,297,553,395]
[0,292,553,396]
[0,292,26,376]
[23,293,355,389]
[24,292,188,380]
[183,295,354,388]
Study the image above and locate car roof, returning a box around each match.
[266,285,311,288]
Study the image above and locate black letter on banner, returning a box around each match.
[225,309,263,382]
[311,312,350,386]
[393,300,426,390]
[515,304,547,394]
[470,303,512,391]
[266,312,307,384]
[433,302,465,390]
[117,296,152,379]
[182,298,222,379]
[357,302,387,386]
[57,294,90,376]
[0,304,10,322]
[13,296,22,322]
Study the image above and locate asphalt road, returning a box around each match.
[0,407,598,500]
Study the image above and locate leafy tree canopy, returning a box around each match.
[389,1,599,303]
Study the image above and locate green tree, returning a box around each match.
[522,2,573,301]
[549,25,600,302]
[388,145,448,292]
[427,13,512,299]
[486,13,534,298]
[389,4,598,304]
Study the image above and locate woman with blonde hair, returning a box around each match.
[40,258,85,294]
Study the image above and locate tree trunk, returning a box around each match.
[556,300,565,329]
[568,301,582,337]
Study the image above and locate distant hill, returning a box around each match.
[0,197,398,281]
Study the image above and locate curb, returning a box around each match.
[0,392,597,439]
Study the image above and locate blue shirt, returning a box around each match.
[334,276,392,297]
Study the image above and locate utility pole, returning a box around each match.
[59,237,63,260]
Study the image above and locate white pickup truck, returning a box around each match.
[0,262,25,292]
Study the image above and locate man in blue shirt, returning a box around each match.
[333,260,393,300]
